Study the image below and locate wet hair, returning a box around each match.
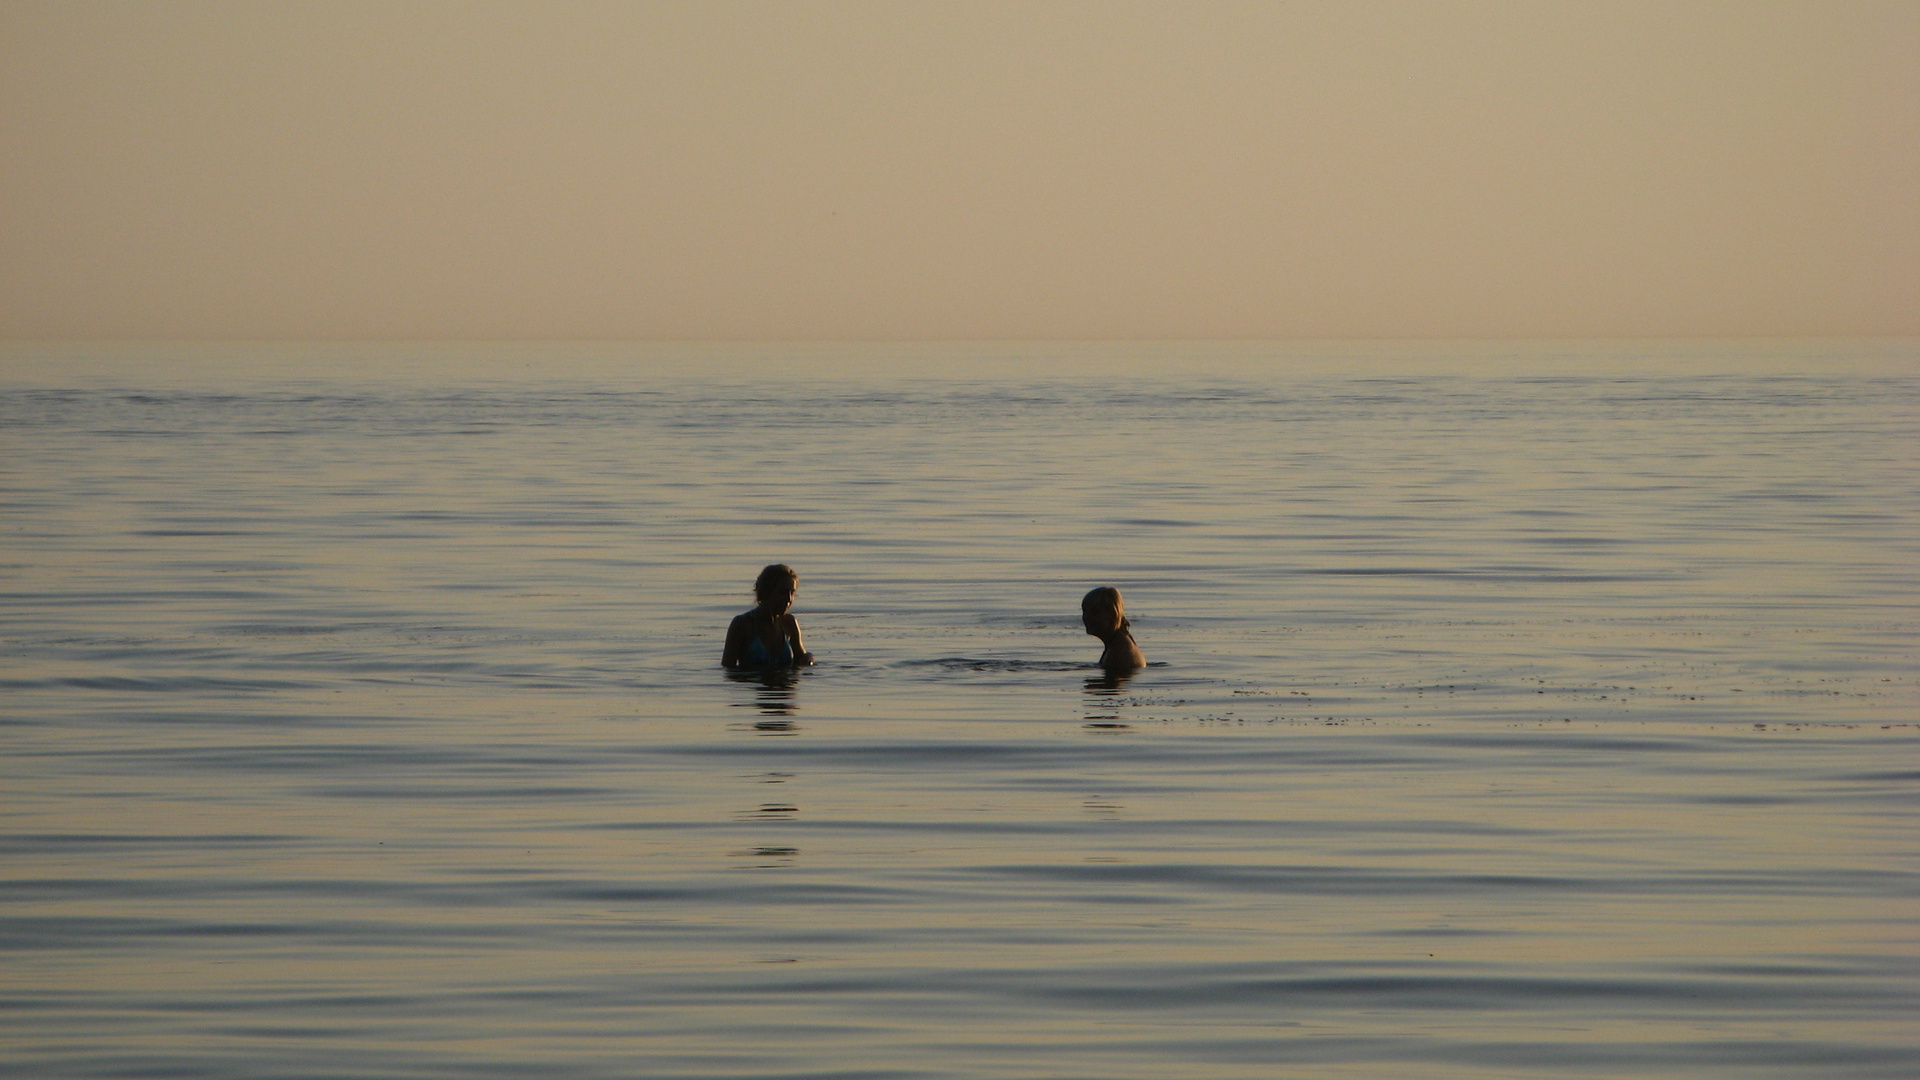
[1081,586,1130,632]
[754,563,799,603]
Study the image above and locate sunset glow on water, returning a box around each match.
[2,342,1914,1078]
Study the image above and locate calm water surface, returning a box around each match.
[2,343,1916,1078]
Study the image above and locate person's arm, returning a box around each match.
[721,613,751,668]
[786,615,815,665]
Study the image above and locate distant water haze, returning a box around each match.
[3,1,1917,341]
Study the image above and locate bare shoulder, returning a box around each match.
[722,609,757,649]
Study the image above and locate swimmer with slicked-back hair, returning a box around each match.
[1082,586,1145,671]
[722,564,814,669]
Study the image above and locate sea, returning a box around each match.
[2,340,1916,1079]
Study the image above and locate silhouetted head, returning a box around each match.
[754,563,799,612]
[1081,586,1129,638]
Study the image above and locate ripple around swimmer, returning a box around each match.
[900,657,1095,673]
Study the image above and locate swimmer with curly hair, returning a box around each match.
[722,563,815,669]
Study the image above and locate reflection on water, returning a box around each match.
[729,844,799,868]
[2,348,1915,1080]
[735,802,799,821]
[1083,671,1134,729]
[728,666,802,729]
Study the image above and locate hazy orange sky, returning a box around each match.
[3,1,1916,341]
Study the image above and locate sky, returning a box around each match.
[2,1,1916,341]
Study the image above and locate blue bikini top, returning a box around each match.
[742,617,794,667]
